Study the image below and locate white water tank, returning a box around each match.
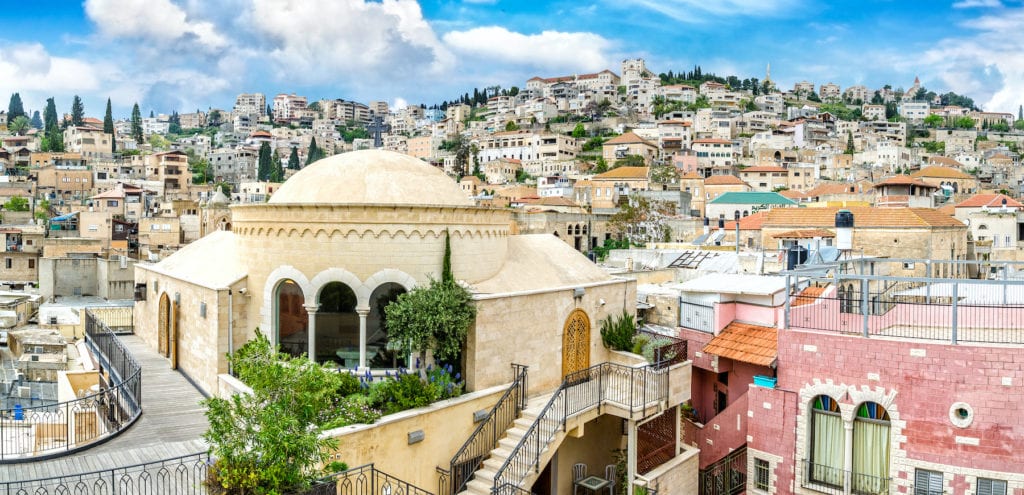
[835,210,854,250]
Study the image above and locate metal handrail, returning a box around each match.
[0,310,143,461]
[441,363,528,495]
[491,362,668,493]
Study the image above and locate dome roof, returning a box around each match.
[268,150,473,207]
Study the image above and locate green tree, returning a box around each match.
[209,109,223,126]
[131,103,143,144]
[270,149,284,182]
[3,196,30,211]
[650,163,678,185]
[41,98,64,152]
[571,122,586,139]
[203,333,343,494]
[384,278,476,366]
[615,154,646,168]
[594,157,609,174]
[30,111,42,129]
[287,147,300,170]
[305,137,323,166]
[923,114,943,128]
[1015,120,1024,131]
[8,115,29,136]
[504,121,520,131]
[257,142,272,181]
[70,95,84,126]
[608,196,672,247]
[1018,104,1022,121]
[103,98,116,152]
[954,116,976,129]
[845,131,855,155]
[35,198,50,221]
[147,134,169,150]
[7,93,25,124]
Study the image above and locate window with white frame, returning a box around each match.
[977,478,1007,495]
[914,469,943,495]
[807,397,891,493]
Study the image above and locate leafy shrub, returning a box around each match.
[426,363,464,400]
[641,337,676,365]
[336,371,361,397]
[600,311,637,352]
[323,395,381,429]
[369,372,435,415]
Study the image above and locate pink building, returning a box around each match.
[674,260,1024,495]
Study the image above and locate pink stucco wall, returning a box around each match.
[760,327,1024,491]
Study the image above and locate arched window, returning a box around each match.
[853,402,890,493]
[275,280,308,358]
[809,395,844,487]
[367,283,408,369]
[317,282,358,365]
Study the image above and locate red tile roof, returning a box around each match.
[702,322,777,367]
[873,175,937,189]
[954,193,1023,209]
[704,175,747,186]
[791,286,827,307]
[762,206,965,228]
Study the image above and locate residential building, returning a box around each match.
[602,132,659,165]
[273,93,308,123]
[706,191,797,220]
[898,101,929,121]
[234,93,267,117]
[819,82,840,100]
[693,139,736,177]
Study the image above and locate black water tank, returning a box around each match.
[787,245,808,270]
[835,209,854,228]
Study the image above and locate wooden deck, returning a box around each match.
[4,334,209,482]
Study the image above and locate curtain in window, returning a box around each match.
[812,411,844,486]
[853,419,890,494]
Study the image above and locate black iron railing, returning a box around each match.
[327,463,435,495]
[638,330,688,370]
[491,362,668,494]
[699,446,746,495]
[0,310,142,461]
[0,452,209,494]
[439,364,528,495]
[801,459,891,495]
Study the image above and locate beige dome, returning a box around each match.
[269,149,472,207]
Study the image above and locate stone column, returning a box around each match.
[844,421,854,495]
[627,419,638,493]
[357,306,370,370]
[304,304,318,362]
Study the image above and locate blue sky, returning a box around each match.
[1,0,1021,118]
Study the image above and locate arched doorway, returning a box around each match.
[561,309,591,378]
[275,279,308,358]
[367,283,408,368]
[158,293,170,357]
[317,282,359,365]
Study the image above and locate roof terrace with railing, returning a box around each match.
[783,257,1024,345]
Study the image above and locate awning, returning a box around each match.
[51,212,79,222]
[702,321,778,367]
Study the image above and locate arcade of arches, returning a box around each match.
[274,279,407,368]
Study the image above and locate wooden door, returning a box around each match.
[561,309,591,378]
[158,293,170,357]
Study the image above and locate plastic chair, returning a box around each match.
[573,463,588,495]
[604,464,616,495]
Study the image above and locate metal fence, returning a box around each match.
[439,363,528,495]
[492,362,669,494]
[1,455,436,495]
[638,330,688,370]
[786,277,1024,344]
[801,459,891,495]
[0,311,142,461]
[698,446,746,495]
[0,452,209,494]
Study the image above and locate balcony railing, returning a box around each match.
[0,310,142,461]
[801,460,891,495]
[786,276,1024,344]
[492,362,668,494]
[438,363,528,495]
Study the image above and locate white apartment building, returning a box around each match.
[843,85,869,103]
[477,131,578,163]
[819,83,841,100]
[862,104,886,121]
[898,101,929,121]
[319,99,372,124]
[142,118,169,136]
[536,176,575,198]
[273,94,308,123]
[234,93,267,117]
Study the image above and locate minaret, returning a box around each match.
[765,63,772,84]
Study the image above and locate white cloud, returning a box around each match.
[618,0,800,22]
[0,44,102,106]
[952,0,1001,8]
[84,0,228,51]
[916,7,1024,112]
[249,0,454,84]
[443,27,613,72]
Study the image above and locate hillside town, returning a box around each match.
[2,56,1024,495]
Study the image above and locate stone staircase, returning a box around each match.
[461,395,551,495]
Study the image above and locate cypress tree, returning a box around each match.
[7,93,25,124]
[287,146,300,170]
[70,95,84,126]
[442,229,453,283]
[30,111,42,129]
[305,137,320,165]
[131,103,143,144]
[270,149,283,182]
[42,97,63,152]
[257,142,272,181]
[103,98,116,152]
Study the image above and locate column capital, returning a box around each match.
[356,306,371,316]
[303,304,319,313]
